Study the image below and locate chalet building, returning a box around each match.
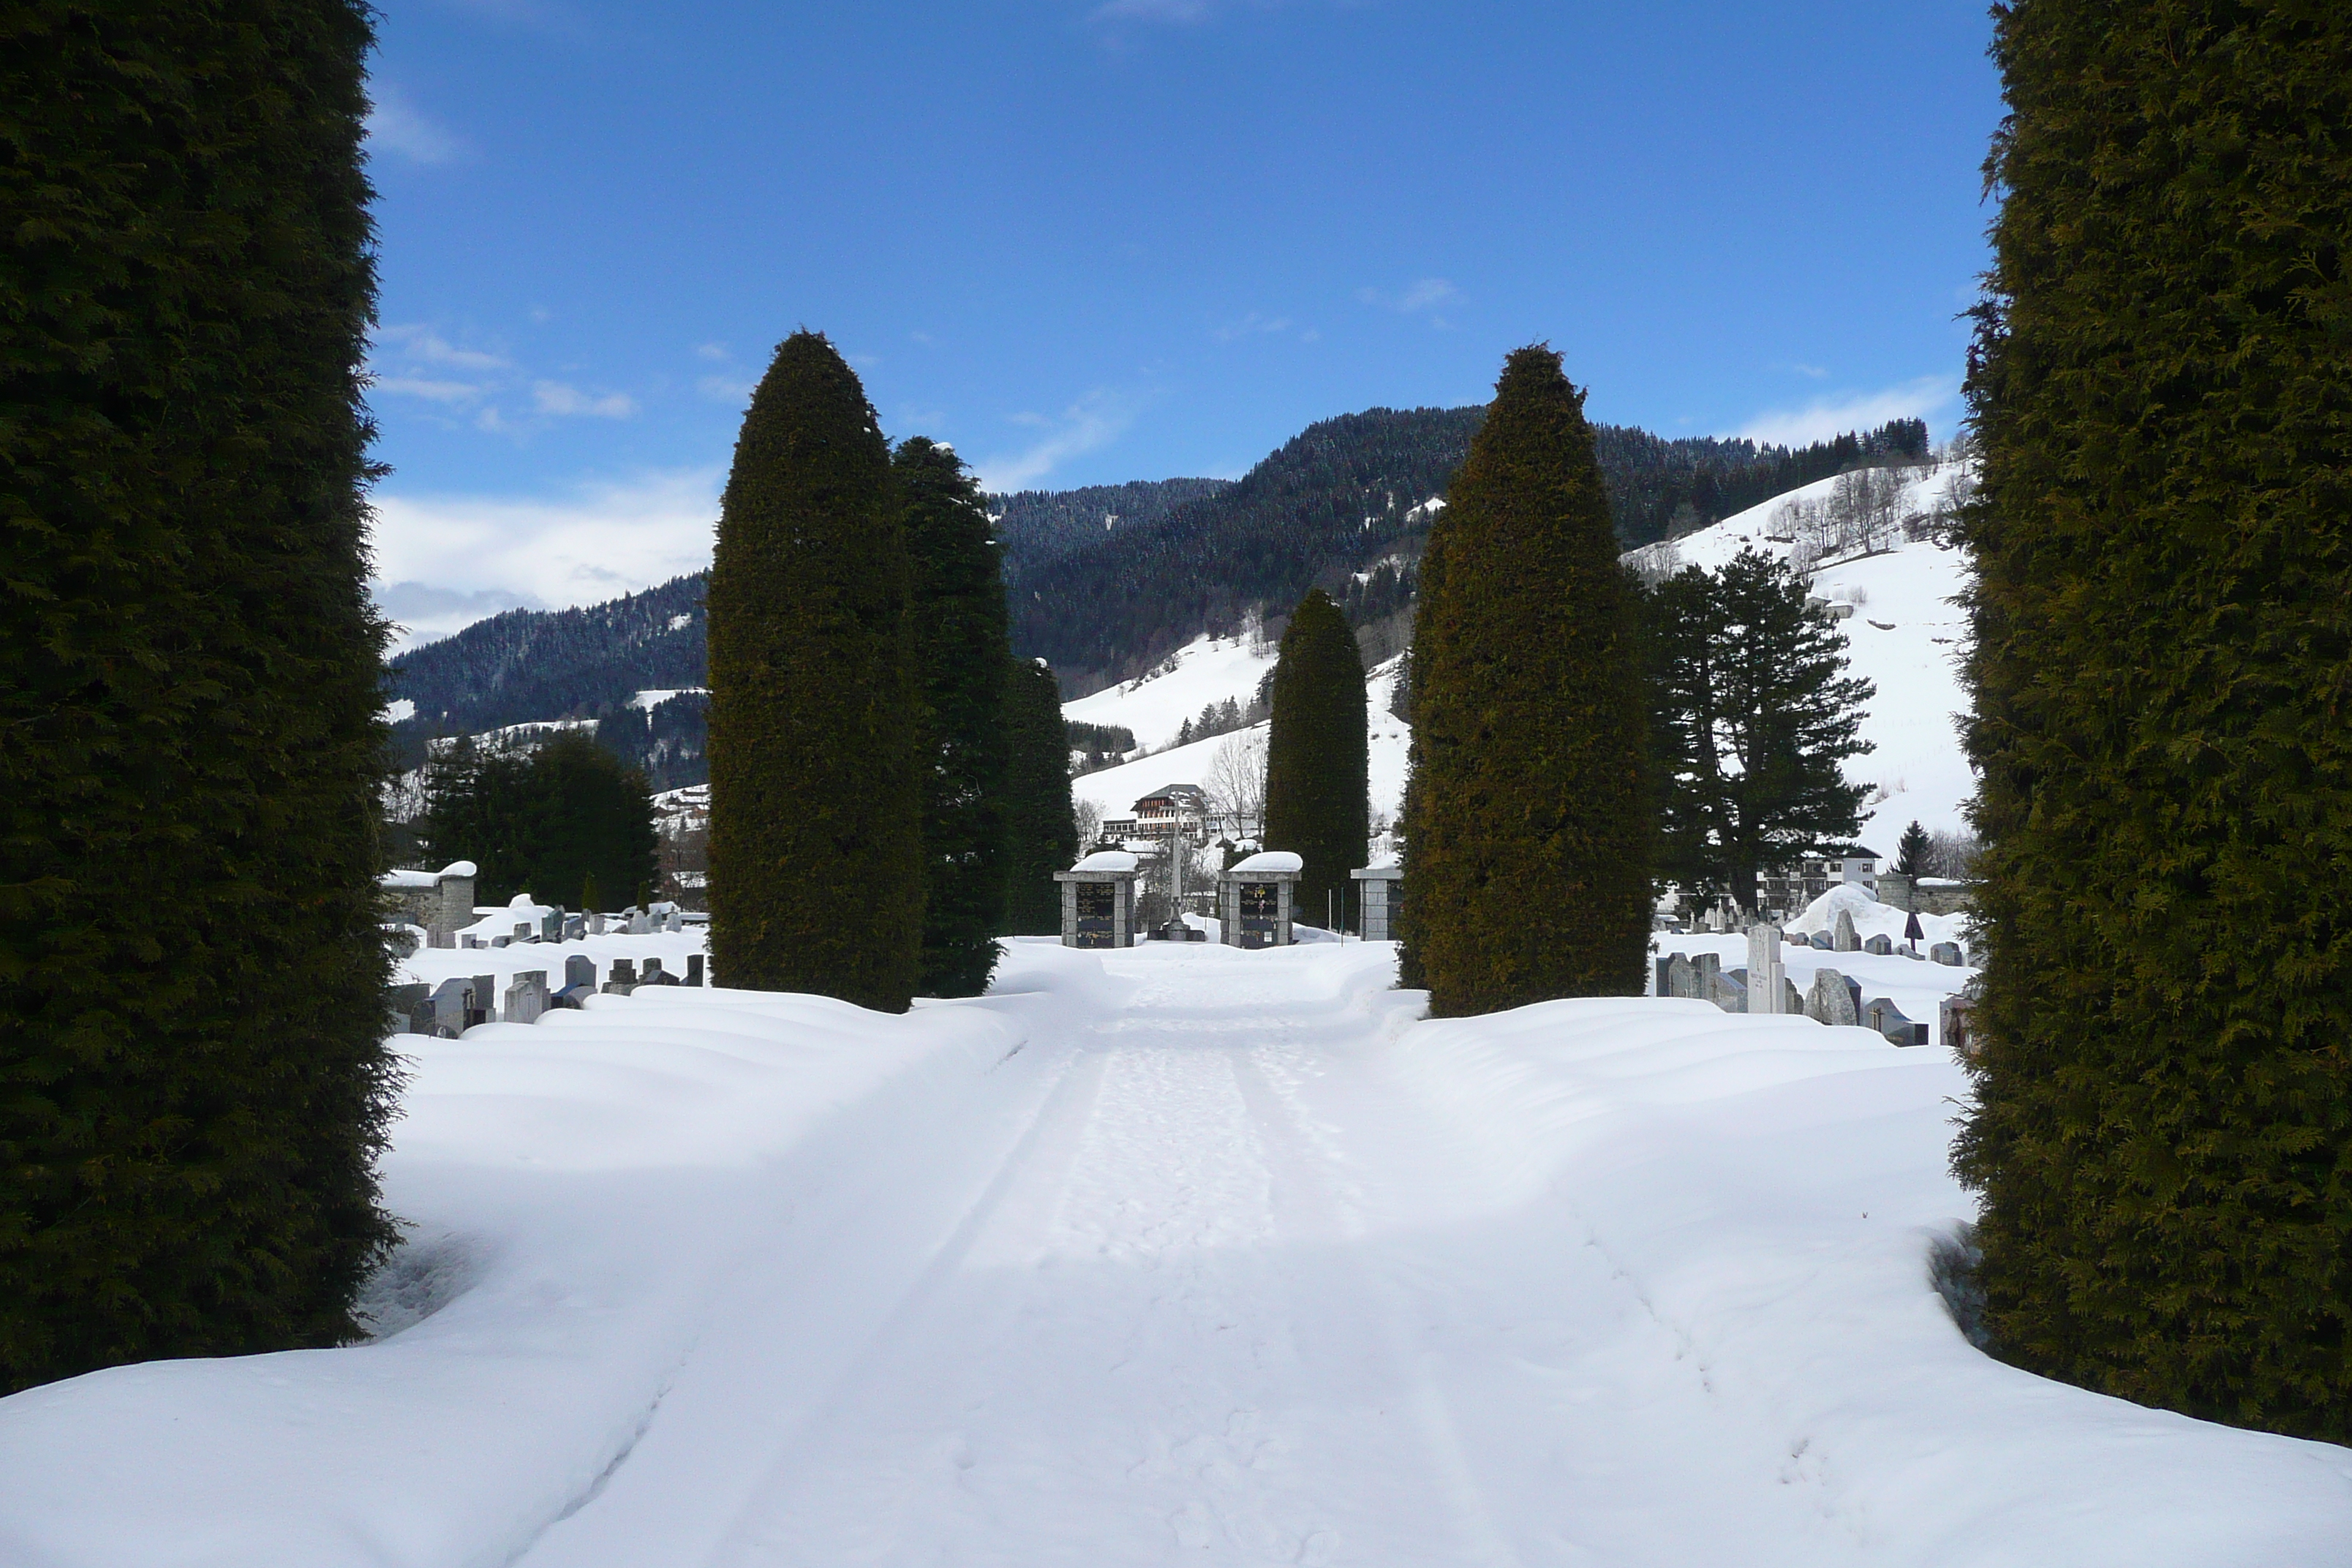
[1756,848,1881,916]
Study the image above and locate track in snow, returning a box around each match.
[519,943,1844,1568]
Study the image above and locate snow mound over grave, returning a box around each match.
[1791,881,1970,949]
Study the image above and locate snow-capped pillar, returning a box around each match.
[1055,851,1140,950]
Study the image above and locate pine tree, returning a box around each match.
[1,1,400,1393]
[513,734,658,916]
[1644,551,1874,911]
[1954,1,2352,1441]
[705,333,922,1010]
[1893,820,1931,878]
[1000,658,1079,935]
[897,437,1010,996]
[1263,588,1369,931]
[1399,347,1651,1015]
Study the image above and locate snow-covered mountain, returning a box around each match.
[1066,460,1980,851]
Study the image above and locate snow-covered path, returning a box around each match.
[7,939,2350,1567]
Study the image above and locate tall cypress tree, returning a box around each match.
[1,1,400,1392]
[1263,588,1369,931]
[897,437,1010,995]
[1955,1,2352,1440]
[1000,658,1079,935]
[705,333,921,1010]
[1399,347,1650,1016]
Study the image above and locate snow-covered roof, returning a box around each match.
[440,860,478,878]
[1071,850,1138,874]
[381,869,438,889]
[1230,850,1303,875]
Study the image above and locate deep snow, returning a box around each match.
[6,939,2348,1567]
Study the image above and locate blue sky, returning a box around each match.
[363,0,2004,645]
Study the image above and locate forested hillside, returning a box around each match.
[385,404,1931,774]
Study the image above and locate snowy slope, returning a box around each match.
[1068,465,1978,850]
[6,943,2348,1566]
[1061,631,1278,753]
[1632,461,1979,845]
[1070,652,1411,830]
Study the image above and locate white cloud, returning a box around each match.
[533,380,636,418]
[364,83,464,165]
[695,342,729,361]
[370,581,544,653]
[368,469,722,649]
[374,325,509,371]
[975,393,1131,491]
[1357,278,1460,325]
[373,375,483,404]
[1093,0,1212,20]
[1737,374,1961,448]
[1213,312,1294,342]
[697,374,757,404]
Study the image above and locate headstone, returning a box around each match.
[1806,968,1860,1025]
[1782,977,1804,1014]
[685,953,705,987]
[1809,930,1832,950]
[603,958,637,996]
[1901,946,1926,960]
[462,933,484,950]
[1694,951,1721,994]
[471,975,497,1027]
[428,978,475,1038]
[565,954,595,990]
[589,911,606,936]
[1863,997,1929,1047]
[543,906,565,941]
[1833,910,1860,952]
[1746,924,1787,1014]
[513,922,533,943]
[491,935,510,949]
[387,982,431,1035]
[1708,970,1748,1014]
[503,970,550,1026]
[1663,952,1697,999]
[642,957,679,986]
[1861,933,1892,956]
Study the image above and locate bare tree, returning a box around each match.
[1074,797,1104,848]
[1204,728,1267,840]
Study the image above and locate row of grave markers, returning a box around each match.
[1655,919,1973,1050]
[385,952,705,1038]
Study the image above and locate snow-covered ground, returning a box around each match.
[7,940,2348,1566]
[1063,633,1280,753]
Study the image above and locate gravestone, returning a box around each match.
[565,954,595,990]
[1662,952,1697,999]
[1861,933,1892,956]
[1941,977,1983,1059]
[1863,997,1929,1047]
[685,953,705,987]
[1805,968,1860,1026]
[603,959,637,996]
[642,957,679,986]
[1746,924,1788,1014]
[543,906,565,941]
[513,922,532,943]
[1833,910,1860,952]
[1218,851,1303,950]
[1809,931,1833,950]
[387,982,431,1036]
[503,970,550,1026]
[1782,977,1804,1014]
[491,935,510,949]
[470,976,497,1027]
[1708,970,1748,1014]
[428,978,475,1038]
[589,911,606,936]
[563,913,587,941]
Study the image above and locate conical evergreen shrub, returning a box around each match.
[705,333,922,1010]
[1,0,400,1393]
[1955,0,2352,1441]
[1399,347,1650,1015]
[1000,658,1079,935]
[1263,588,1368,931]
[897,438,1010,996]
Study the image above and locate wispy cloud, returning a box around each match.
[695,342,730,361]
[1738,374,1960,448]
[1092,0,1213,22]
[369,469,723,650]
[533,380,636,419]
[1357,277,1460,326]
[378,325,509,371]
[697,374,757,404]
[976,393,1132,491]
[365,83,465,165]
[1213,312,1294,342]
[374,376,483,404]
